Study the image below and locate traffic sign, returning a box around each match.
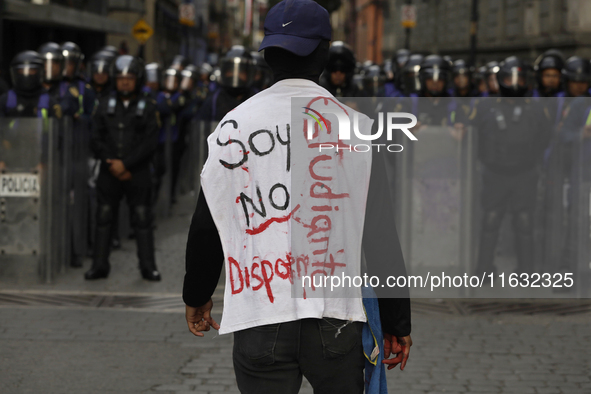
[401,5,417,28]
[132,19,154,44]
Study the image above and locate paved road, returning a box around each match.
[1,195,590,393]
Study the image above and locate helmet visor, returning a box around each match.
[164,74,178,91]
[44,58,62,81]
[220,59,251,88]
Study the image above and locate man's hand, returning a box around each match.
[106,159,126,177]
[449,122,467,141]
[185,299,220,337]
[118,171,132,181]
[382,333,412,371]
[583,124,591,139]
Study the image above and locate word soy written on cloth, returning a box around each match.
[215,119,294,233]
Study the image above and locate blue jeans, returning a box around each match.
[233,318,364,394]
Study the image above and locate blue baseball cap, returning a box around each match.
[258,0,332,57]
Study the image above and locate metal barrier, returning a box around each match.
[0,117,67,282]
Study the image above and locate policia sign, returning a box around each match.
[0,173,40,197]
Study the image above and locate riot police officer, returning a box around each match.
[451,59,476,97]
[251,51,273,92]
[533,50,565,98]
[196,45,256,122]
[562,56,591,98]
[196,62,215,101]
[483,61,500,97]
[37,42,79,116]
[473,65,488,96]
[143,62,162,100]
[87,55,161,281]
[400,53,423,97]
[472,56,552,276]
[320,41,365,97]
[0,51,61,118]
[61,41,95,117]
[363,64,385,98]
[89,50,116,100]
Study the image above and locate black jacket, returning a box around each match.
[91,94,159,172]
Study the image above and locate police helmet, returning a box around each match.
[326,41,356,74]
[534,50,564,91]
[534,50,565,74]
[219,45,255,89]
[395,49,411,68]
[145,62,162,85]
[383,59,396,82]
[180,64,198,92]
[485,61,500,77]
[452,59,471,76]
[200,63,213,79]
[497,56,528,97]
[170,55,189,71]
[562,56,590,83]
[419,55,451,96]
[442,55,454,69]
[112,55,144,96]
[101,45,119,58]
[90,50,116,76]
[250,51,272,91]
[401,54,424,95]
[363,64,385,97]
[163,68,181,92]
[61,41,84,78]
[37,42,64,82]
[10,51,45,93]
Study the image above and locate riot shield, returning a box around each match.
[71,117,91,263]
[397,124,476,296]
[572,135,591,297]
[0,117,64,282]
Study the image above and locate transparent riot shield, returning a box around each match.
[58,116,74,271]
[0,117,63,282]
[572,136,591,297]
[71,117,91,263]
[397,124,476,296]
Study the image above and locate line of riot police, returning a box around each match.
[326,43,589,287]
[1,40,589,287]
[0,43,275,282]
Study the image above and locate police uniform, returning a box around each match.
[471,59,552,276]
[87,55,161,281]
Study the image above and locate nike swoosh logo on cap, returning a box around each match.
[282,21,293,27]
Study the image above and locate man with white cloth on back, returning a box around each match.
[183,1,412,393]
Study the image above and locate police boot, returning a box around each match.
[135,228,161,281]
[85,224,111,280]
